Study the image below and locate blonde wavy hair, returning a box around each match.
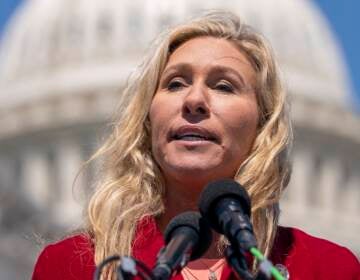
[85,10,292,278]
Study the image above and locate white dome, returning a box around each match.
[0,0,352,108]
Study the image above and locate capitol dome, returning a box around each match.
[0,0,352,110]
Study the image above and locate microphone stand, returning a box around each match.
[225,245,254,280]
[94,255,153,280]
[94,255,121,280]
[117,256,137,280]
[224,245,272,280]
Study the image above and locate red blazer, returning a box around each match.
[32,218,360,280]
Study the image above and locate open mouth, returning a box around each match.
[170,126,219,143]
[173,133,216,142]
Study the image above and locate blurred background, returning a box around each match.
[0,0,359,279]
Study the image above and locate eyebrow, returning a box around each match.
[207,65,247,85]
[161,63,248,85]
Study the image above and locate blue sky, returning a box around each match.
[314,0,360,110]
[0,0,21,35]
[1,0,359,110]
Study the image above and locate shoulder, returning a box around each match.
[289,227,358,259]
[32,234,95,280]
[35,234,94,265]
[272,227,360,279]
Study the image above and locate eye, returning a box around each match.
[167,79,186,91]
[214,81,234,93]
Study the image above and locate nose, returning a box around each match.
[182,83,210,117]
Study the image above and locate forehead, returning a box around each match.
[165,36,255,81]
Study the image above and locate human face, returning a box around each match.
[150,36,259,187]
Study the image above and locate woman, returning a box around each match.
[32,11,360,280]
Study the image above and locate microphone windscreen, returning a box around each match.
[164,211,212,260]
[198,179,251,219]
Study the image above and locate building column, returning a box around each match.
[287,149,313,213]
[53,139,83,227]
[21,150,50,209]
[317,157,341,215]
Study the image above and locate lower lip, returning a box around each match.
[172,139,215,146]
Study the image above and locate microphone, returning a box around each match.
[198,180,286,280]
[198,179,257,251]
[152,211,212,280]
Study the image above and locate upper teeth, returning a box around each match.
[175,133,208,140]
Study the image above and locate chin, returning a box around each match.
[165,161,234,185]
[171,157,220,172]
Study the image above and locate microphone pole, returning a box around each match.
[152,211,212,280]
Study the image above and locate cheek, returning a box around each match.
[149,93,168,123]
[149,95,174,154]
[223,105,259,149]
[150,93,181,133]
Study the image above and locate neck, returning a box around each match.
[157,176,203,231]
[157,177,223,259]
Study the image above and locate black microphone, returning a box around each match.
[152,211,212,280]
[198,179,257,251]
